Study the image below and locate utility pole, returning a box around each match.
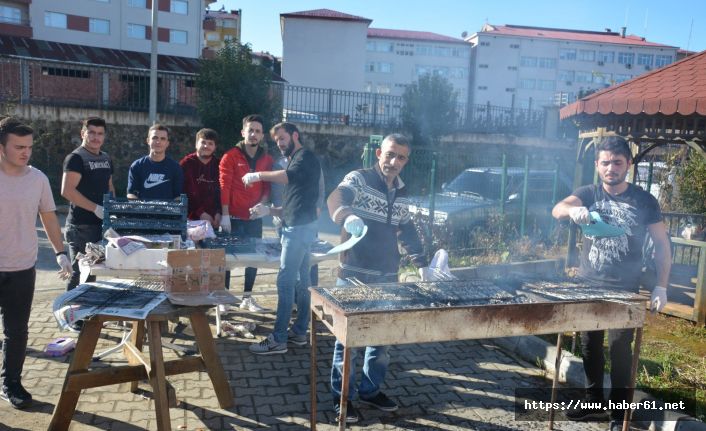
[149,0,159,123]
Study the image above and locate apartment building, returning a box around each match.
[0,0,213,58]
[466,24,679,108]
[203,8,240,58]
[280,9,470,100]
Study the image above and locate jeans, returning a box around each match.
[330,278,391,400]
[272,221,317,343]
[276,226,319,287]
[0,267,35,385]
[224,218,262,292]
[65,223,102,291]
[580,328,635,420]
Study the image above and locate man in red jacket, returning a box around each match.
[219,114,273,312]
[179,128,221,229]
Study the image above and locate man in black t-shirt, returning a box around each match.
[552,136,671,430]
[241,122,321,355]
[61,117,115,291]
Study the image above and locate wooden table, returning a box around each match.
[48,301,234,431]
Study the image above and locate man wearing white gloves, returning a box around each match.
[552,136,671,431]
[243,122,320,355]
[1,117,71,409]
[61,117,114,290]
[326,134,427,423]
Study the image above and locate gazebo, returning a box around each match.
[560,50,706,324]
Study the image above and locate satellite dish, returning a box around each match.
[461,31,468,38]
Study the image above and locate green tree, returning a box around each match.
[401,74,458,147]
[196,41,279,148]
[674,150,706,214]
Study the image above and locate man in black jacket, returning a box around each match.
[326,133,427,423]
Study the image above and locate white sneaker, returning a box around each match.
[240,296,268,313]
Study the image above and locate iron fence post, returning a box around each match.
[327,88,333,124]
[500,153,507,214]
[427,150,438,242]
[520,154,529,237]
[372,93,378,126]
[552,157,560,204]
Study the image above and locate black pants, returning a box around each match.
[65,223,102,291]
[225,218,262,293]
[580,328,635,420]
[0,267,35,386]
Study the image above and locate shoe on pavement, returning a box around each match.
[240,296,268,313]
[249,334,287,355]
[608,420,623,431]
[1,381,33,409]
[360,391,398,412]
[287,330,307,346]
[565,403,609,421]
[333,399,359,424]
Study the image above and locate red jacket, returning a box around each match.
[219,142,273,219]
[179,152,221,220]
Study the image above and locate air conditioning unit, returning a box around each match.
[597,61,605,66]
[626,63,632,69]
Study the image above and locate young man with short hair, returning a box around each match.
[127,124,183,200]
[0,117,72,409]
[61,116,115,290]
[179,128,221,228]
[219,115,273,312]
[552,136,671,431]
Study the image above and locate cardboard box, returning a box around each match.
[105,246,169,270]
[164,249,236,306]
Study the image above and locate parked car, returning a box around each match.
[408,167,571,246]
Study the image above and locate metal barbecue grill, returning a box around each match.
[308,277,647,431]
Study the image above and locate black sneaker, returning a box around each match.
[333,399,359,424]
[1,381,33,409]
[565,402,609,421]
[287,330,307,346]
[360,391,398,412]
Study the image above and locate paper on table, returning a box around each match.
[327,225,368,255]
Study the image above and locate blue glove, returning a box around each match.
[344,215,365,237]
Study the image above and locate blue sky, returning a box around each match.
[208,0,705,57]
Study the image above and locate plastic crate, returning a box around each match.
[102,194,188,239]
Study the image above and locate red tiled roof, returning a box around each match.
[560,49,706,119]
[368,28,465,44]
[478,24,676,48]
[280,9,372,24]
[0,35,200,73]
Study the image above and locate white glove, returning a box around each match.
[220,216,231,234]
[344,215,365,237]
[93,205,104,220]
[650,286,667,313]
[242,172,261,186]
[249,203,270,219]
[419,267,434,282]
[272,216,283,228]
[56,253,72,280]
[568,206,591,225]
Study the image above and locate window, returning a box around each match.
[367,41,393,52]
[598,51,614,63]
[206,32,219,41]
[450,47,468,57]
[519,79,535,89]
[0,6,22,24]
[593,72,611,85]
[89,18,109,34]
[655,55,672,67]
[366,62,392,73]
[637,54,653,66]
[537,80,555,91]
[44,12,67,29]
[42,67,91,79]
[170,29,187,44]
[223,34,234,41]
[618,52,634,65]
[505,87,515,92]
[558,70,575,82]
[614,74,631,83]
[559,48,576,60]
[509,44,520,49]
[478,64,489,69]
[578,50,595,61]
[477,85,488,90]
[434,46,451,56]
[222,20,237,28]
[520,56,537,67]
[415,65,447,77]
[479,41,490,46]
[415,45,433,56]
[170,0,187,14]
[127,23,146,39]
[538,57,556,68]
[449,67,467,79]
[128,0,146,7]
[575,71,592,83]
[376,83,391,94]
[507,66,518,71]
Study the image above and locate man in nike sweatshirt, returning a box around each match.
[127,124,183,200]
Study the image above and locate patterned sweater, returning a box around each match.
[327,164,427,282]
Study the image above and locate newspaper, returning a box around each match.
[52,279,166,330]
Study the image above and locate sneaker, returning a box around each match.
[333,399,359,424]
[1,381,33,409]
[360,391,398,412]
[240,296,268,313]
[287,330,307,346]
[608,420,621,431]
[67,320,84,333]
[565,403,609,421]
[249,334,287,355]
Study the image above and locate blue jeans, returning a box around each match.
[330,278,391,400]
[272,221,317,343]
